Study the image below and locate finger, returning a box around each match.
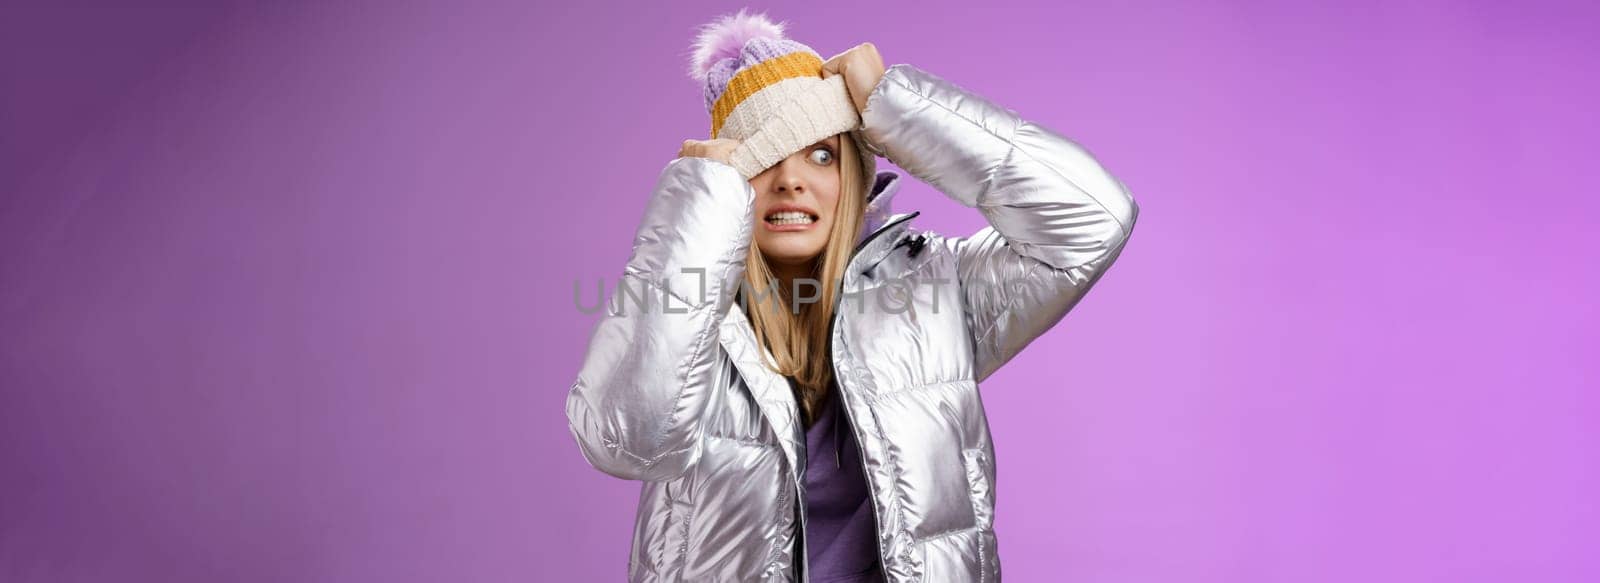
[821,54,844,76]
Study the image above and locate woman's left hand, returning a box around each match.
[822,43,887,115]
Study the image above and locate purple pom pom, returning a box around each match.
[687,9,787,81]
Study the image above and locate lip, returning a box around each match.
[761,203,820,233]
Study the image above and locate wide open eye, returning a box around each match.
[808,147,834,166]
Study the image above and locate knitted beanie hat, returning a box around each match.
[688,10,877,188]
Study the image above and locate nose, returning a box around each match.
[771,158,806,194]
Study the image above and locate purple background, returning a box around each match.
[3,1,1596,581]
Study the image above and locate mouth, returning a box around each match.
[763,207,819,231]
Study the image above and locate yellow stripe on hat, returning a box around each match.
[711,51,825,139]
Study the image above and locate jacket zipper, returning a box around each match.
[797,210,920,582]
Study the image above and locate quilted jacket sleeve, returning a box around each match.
[857,63,1139,383]
[564,156,754,481]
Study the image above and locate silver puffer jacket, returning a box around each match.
[566,63,1138,582]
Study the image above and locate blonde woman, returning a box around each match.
[566,10,1138,582]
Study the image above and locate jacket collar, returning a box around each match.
[718,302,806,475]
[857,170,903,245]
[849,171,920,286]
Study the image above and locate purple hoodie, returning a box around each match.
[801,386,886,582]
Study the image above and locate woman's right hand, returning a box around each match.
[679,138,740,165]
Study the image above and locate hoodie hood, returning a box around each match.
[856,170,904,246]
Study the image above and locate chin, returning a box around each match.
[758,241,825,266]
[762,249,822,266]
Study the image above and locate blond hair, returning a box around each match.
[742,132,870,426]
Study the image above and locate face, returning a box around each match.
[748,135,843,270]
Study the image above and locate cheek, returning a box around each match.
[817,188,842,220]
[824,170,845,206]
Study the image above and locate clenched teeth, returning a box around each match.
[765,211,816,225]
